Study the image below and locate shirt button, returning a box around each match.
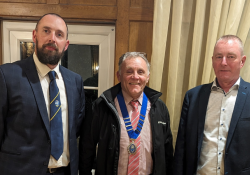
[221,123,223,126]
[219,152,221,155]
[220,138,222,140]
[222,109,225,111]
[218,167,220,169]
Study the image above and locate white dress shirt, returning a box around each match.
[33,53,69,168]
[197,78,240,175]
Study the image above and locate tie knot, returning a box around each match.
[48,71,56,81]
[130,100,139,111]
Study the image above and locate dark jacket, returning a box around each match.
[174,78,250,175]
[79,83,173,175]
[0,56,85,175]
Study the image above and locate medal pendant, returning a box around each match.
[127,139,137,155]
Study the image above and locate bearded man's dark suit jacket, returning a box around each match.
[174,78,250,175]
[0,55,85,175]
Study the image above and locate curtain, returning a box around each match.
[149,0,250,146]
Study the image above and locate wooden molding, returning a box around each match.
[129,7,153,21]
[47,0,59,4]
[60,0,117,6]
[0,0,46,3]
[130,0,154,8]
[0,3,117,20]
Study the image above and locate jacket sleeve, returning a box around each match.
[164,103,174,175]
[0,67,8,146]
[79,100,100,175]
[173,92,190,175]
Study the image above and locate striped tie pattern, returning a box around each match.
[128,100,140,175]
[48,71,63,160]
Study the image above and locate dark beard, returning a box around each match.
[36,41,65,65]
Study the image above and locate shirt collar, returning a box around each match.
[121,90,143,106]
[33,52,60,79]
[211,77,240,91]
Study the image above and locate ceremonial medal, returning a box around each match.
[128,139,137,154]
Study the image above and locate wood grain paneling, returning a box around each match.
[129,21,153,63]
[129,7,153,21]
[47,0,59,4]
[130,0,153,8]
[60,0,116,6]
[114,0,130,84]
[0,0,46,3]
[0,3,117,20]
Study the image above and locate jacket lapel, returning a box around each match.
[23,56,50,138]
[60,66,74,136]
[197,83,212,160]
[225,78,248,151]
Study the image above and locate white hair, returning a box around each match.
[118,52,150,75]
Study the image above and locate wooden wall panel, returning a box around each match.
[0,0,46,3]
[60,0,116,6]
[130,0,154,8]
[0,3,117,20]
[129,7,153,21]
[129,21,153,63]
[47,0,59,4]
[114,0,130,84]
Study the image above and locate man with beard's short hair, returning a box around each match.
[0,13,85,175]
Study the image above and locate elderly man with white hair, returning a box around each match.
[80,52,173,175]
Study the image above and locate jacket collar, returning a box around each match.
[21,56,51,138]
[197,82,213,161]
[225,78,248,151]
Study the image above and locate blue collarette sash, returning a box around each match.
[117,91,148,139]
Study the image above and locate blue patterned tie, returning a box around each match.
[48,71,63,160]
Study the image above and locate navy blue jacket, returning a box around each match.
[174,78,250,175]
[0,56,85,175]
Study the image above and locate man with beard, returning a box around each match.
[0,13,85,175]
